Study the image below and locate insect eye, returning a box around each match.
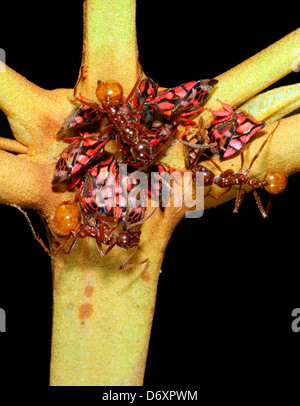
[53,201,81,235]
[96,81,123,107]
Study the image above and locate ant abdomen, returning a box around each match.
[264,169,288,195]
[96,81,124,108]
[53,200,81,235]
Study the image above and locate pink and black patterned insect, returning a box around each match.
[52,132,113,185]
[76,163,152,269]
[208,101,265,159]
[77,156,149,224]
[57,104,103,136]
[77,157,121,218]
[131,77,160,127]
[184,124,211,169]
[148,162,174,210]
[143,78,218,123]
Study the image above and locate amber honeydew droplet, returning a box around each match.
[53,201,81,235]
[96,81,123,107]
[264,169,288,195]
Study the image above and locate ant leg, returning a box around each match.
[10,204,51,256]
[98,124,114,139]
[71,96,104,113]
[73,65,86,99]
[119,246,149,270]
[58,232,80,255]
[252,188,267,218]
[95,215,116,223]
[114,130,124,155]
[105,241,117,256]
[265,194,272,217]
[174,139,216,150]
[95,235,105,256]
[209,186,232,200]
[203,154,223,172]
[150,134,178,164]
[51,234,74,257]
[125,74,143,103]
[233,186,246,213]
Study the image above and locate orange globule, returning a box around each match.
[53,201,81,235]
[95,81,123,108]
[264,169,288,195]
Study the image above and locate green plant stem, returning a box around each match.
[49,0,164,386]
[81,0,139,97]
[49,211,178,386]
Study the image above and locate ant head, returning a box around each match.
[117,230,140,249]
[96,81,123,108]
[53,200,81,235]
[131,140,152,163]
[264,169,288,195]
[193,165,214,186]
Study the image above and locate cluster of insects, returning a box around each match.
[13,74,288,269]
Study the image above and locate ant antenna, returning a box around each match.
[10,204,51,255]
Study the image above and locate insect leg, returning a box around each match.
[119,246,149,270]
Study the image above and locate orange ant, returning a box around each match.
[11,198,155,270]
[191,121,288,217]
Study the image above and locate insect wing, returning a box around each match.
[70,134,113,176]
[57,104,102,137]
[209,109,265,159]
[90,158,118,217]
[148,162,172,211]
[52,134,112,185]
[136,77,159,103]
[145,78,217,119]
[52,139,81,184]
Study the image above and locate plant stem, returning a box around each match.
[81,0,139,97]
[49,0,167,386]
[49,211,178,386]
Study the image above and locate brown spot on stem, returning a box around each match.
[141,270,150,282]
[79,303,93,320]
[84,285,94,297]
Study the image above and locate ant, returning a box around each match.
[71,79,182,167]
[71,76,214,169]
[191,121,288,217]
[11,198,154,270]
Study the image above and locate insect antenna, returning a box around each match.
[10,204,51,255]
[125,74,143,104]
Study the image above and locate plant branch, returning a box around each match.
[80,0,139,97]
[241,84,300,124]
[0,137,28,154]
[0,62,71,148]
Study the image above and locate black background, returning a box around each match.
[0,0,300,387]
